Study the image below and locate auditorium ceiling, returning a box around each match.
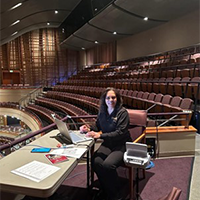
[0,0,199,49]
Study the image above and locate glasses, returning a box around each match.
[106,96,116,100]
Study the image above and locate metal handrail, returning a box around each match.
[0,112,192,152]
[18,86,43,107]
[0,115,96,152]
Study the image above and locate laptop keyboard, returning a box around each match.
[69,132,86,142]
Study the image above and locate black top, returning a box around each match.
[91,106,132,147]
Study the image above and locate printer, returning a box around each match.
[124,142,151,169]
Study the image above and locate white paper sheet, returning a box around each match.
[11,160,60,182]
[50,148,87,159]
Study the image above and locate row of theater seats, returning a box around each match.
[129,77,200,100]
[45,91,99,113]
[73,58,199,81]
[50,86,193,115]
[1,84,30,88]
[0,102,20,108]
[53,79,200,104]
[0,136,15,145]
[158,65,199,78]
[0,102,43,129]
[26,104,59,125]
[49,85,193,127]
[35,97,96,125]
[53,85,104,98]
[121,90,193,112]
[0,125,24,134]
[64,76,200,101]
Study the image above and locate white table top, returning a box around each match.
[0,130,94,198]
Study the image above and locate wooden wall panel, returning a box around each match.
[86,41,116,65]
[0,28,79,86]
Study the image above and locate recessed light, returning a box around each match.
[55,10,58,14]
[144,17,148,21]
[95,41,98,44]
[113,31,117,35]
[95,8,98,11]
[11,31,18,36]
[10,20,20,26]
[82,47,85,50]
[47,22,50,25]
[10,3,22,10]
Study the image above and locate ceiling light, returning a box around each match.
[10,3,22,10]
[55,10,58,14]
[144,17,148,21]
[94,8,98,11]
[62,28,65,33]
[82,47,85,50]
[10,20,20,26]
[11,31,18,36]
[95,41,98,44]
[47,22,50,25]
[113,31,117,35]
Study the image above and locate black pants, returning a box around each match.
[92,143,126,199]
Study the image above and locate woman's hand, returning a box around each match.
[86,131,101,139]
[79,125,90,133]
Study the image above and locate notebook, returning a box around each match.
[54,118,93,144]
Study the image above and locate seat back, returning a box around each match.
[170,96,182,107]
[161,95,172,105]
[154,93,164,103]
[179,98,193,110]
[127,109,147,142]
[147,92,156,101]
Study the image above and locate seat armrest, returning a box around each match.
[133,133,145,143]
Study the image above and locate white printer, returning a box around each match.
[124,142,151,169]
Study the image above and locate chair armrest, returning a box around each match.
[133,133,145,143]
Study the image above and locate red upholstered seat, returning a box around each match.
[124,109,147,199]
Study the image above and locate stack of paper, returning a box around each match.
[11,160,60,182]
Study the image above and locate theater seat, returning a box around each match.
[146,93,164,112]
[160,77,173,95]
[135,92,149,109]
[142,92,156,110]
[170,98,193,126]
[174,77,190,98]
[163,96,182,113]
[186,77,200,100]
[167,77,181,96]
[154,94,172,113]
[157,187,182,200]
[124,109,147,199]
[127,90,138,107]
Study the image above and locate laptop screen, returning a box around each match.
[54,119,72,142]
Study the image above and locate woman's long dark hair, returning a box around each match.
[99,87,123,112]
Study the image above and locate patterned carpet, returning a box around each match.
[53,156,193,200]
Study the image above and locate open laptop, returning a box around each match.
[54,118,93,144]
